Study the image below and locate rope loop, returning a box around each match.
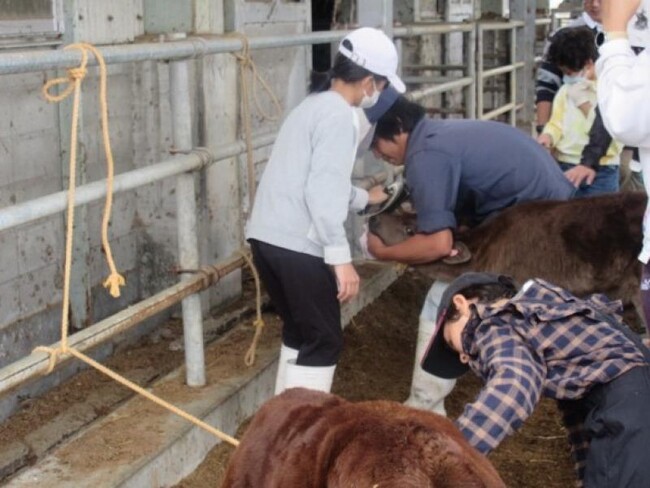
[33,345,65,375]
[237,249,266,367]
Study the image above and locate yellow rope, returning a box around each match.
[238,250,266,367]
[228,32,283,211]
[67,348,239,446]
[36,43,239,449]
[42,43,126,299]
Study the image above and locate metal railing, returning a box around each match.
[477,21,525,125]
[394,22,476,119]
[0,18,538,398]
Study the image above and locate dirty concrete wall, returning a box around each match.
[0,0,315,421]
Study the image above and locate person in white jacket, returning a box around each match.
[247,27,404,395]
[597,0,650,335]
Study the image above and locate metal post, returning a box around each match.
[476,25,484,120]
[509,26,517,125]
[358,0,393,34]
[169,36,205,387]
[510,0,535,128]
[466,27,477,119]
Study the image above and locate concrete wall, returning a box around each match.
[0,0,312,419]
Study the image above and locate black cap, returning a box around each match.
[363,85,400,123]
[421,273,517,379]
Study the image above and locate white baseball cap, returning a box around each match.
[338,27,406,93]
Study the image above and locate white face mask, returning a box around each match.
[562,70,586,85]
[359,79,380,108]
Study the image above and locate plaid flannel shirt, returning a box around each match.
[456,279,646,484]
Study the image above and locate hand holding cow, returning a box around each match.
[367,184,390,205]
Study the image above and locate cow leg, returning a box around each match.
[275,344,300,394]
[404,280,456,416]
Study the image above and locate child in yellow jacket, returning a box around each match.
[537,26,623,198]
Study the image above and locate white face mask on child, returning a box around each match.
[359,79,380,108]
[563,71,586,85]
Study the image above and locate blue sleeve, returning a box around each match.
[406,148,458,234]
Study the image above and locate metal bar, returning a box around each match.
[402,64,467,71]
[170,51,206,388]
[466,27,477,119]
[0,133,276,233]
[0,30,350,75]
[0,23,474,76]
[402,75,467,84]
[481,62,525,79]
[393,22,474,36]
[480,102,524,121]
[395,38,403,79]
[408,77,473,100]
[478,21,525,31]
[509,27,517,126]
[477,26,484,119]
[0,254,246,397]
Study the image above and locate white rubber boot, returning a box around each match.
[284,361,336,393]
[275,344,300,395]
[404,280,457,416]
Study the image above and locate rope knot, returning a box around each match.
[103,272,126,298]
[33,345,66,375]
[68,66,88,81]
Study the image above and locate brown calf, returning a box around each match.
[370,192,646,315]
[221,388,505,488]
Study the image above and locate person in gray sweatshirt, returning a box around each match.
[246,27,405,394]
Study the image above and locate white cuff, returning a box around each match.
[350,186,369,211]
[324,244,352,265]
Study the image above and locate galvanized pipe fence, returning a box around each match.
[0,18,541,396]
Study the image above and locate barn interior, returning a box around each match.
[0,0,588,486]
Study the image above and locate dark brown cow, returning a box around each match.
[221,388,505,488]
[370,192,646,316]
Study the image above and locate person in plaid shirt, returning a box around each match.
[421,272,650,487]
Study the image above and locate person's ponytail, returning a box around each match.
[309,69,333,93]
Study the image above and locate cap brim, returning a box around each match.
[364,85,401,124]
[388,74,406,93]
[420,315,469,379]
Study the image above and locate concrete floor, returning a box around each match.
[6,263,402,487]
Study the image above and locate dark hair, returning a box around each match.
[445,280,518,323]
[309,40,388,93]
[371,96,426,143]
[547,26,598,72]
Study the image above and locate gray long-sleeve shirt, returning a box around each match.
[246,90,368,265]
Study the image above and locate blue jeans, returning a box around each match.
[559,162,619,199]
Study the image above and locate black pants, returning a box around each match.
[249,239,342,366]
[582,366,650,487]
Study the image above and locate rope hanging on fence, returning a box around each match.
[42,43,126,299]
[238,250,266,367]
[228,32,283,212]
[35,43,240,449]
